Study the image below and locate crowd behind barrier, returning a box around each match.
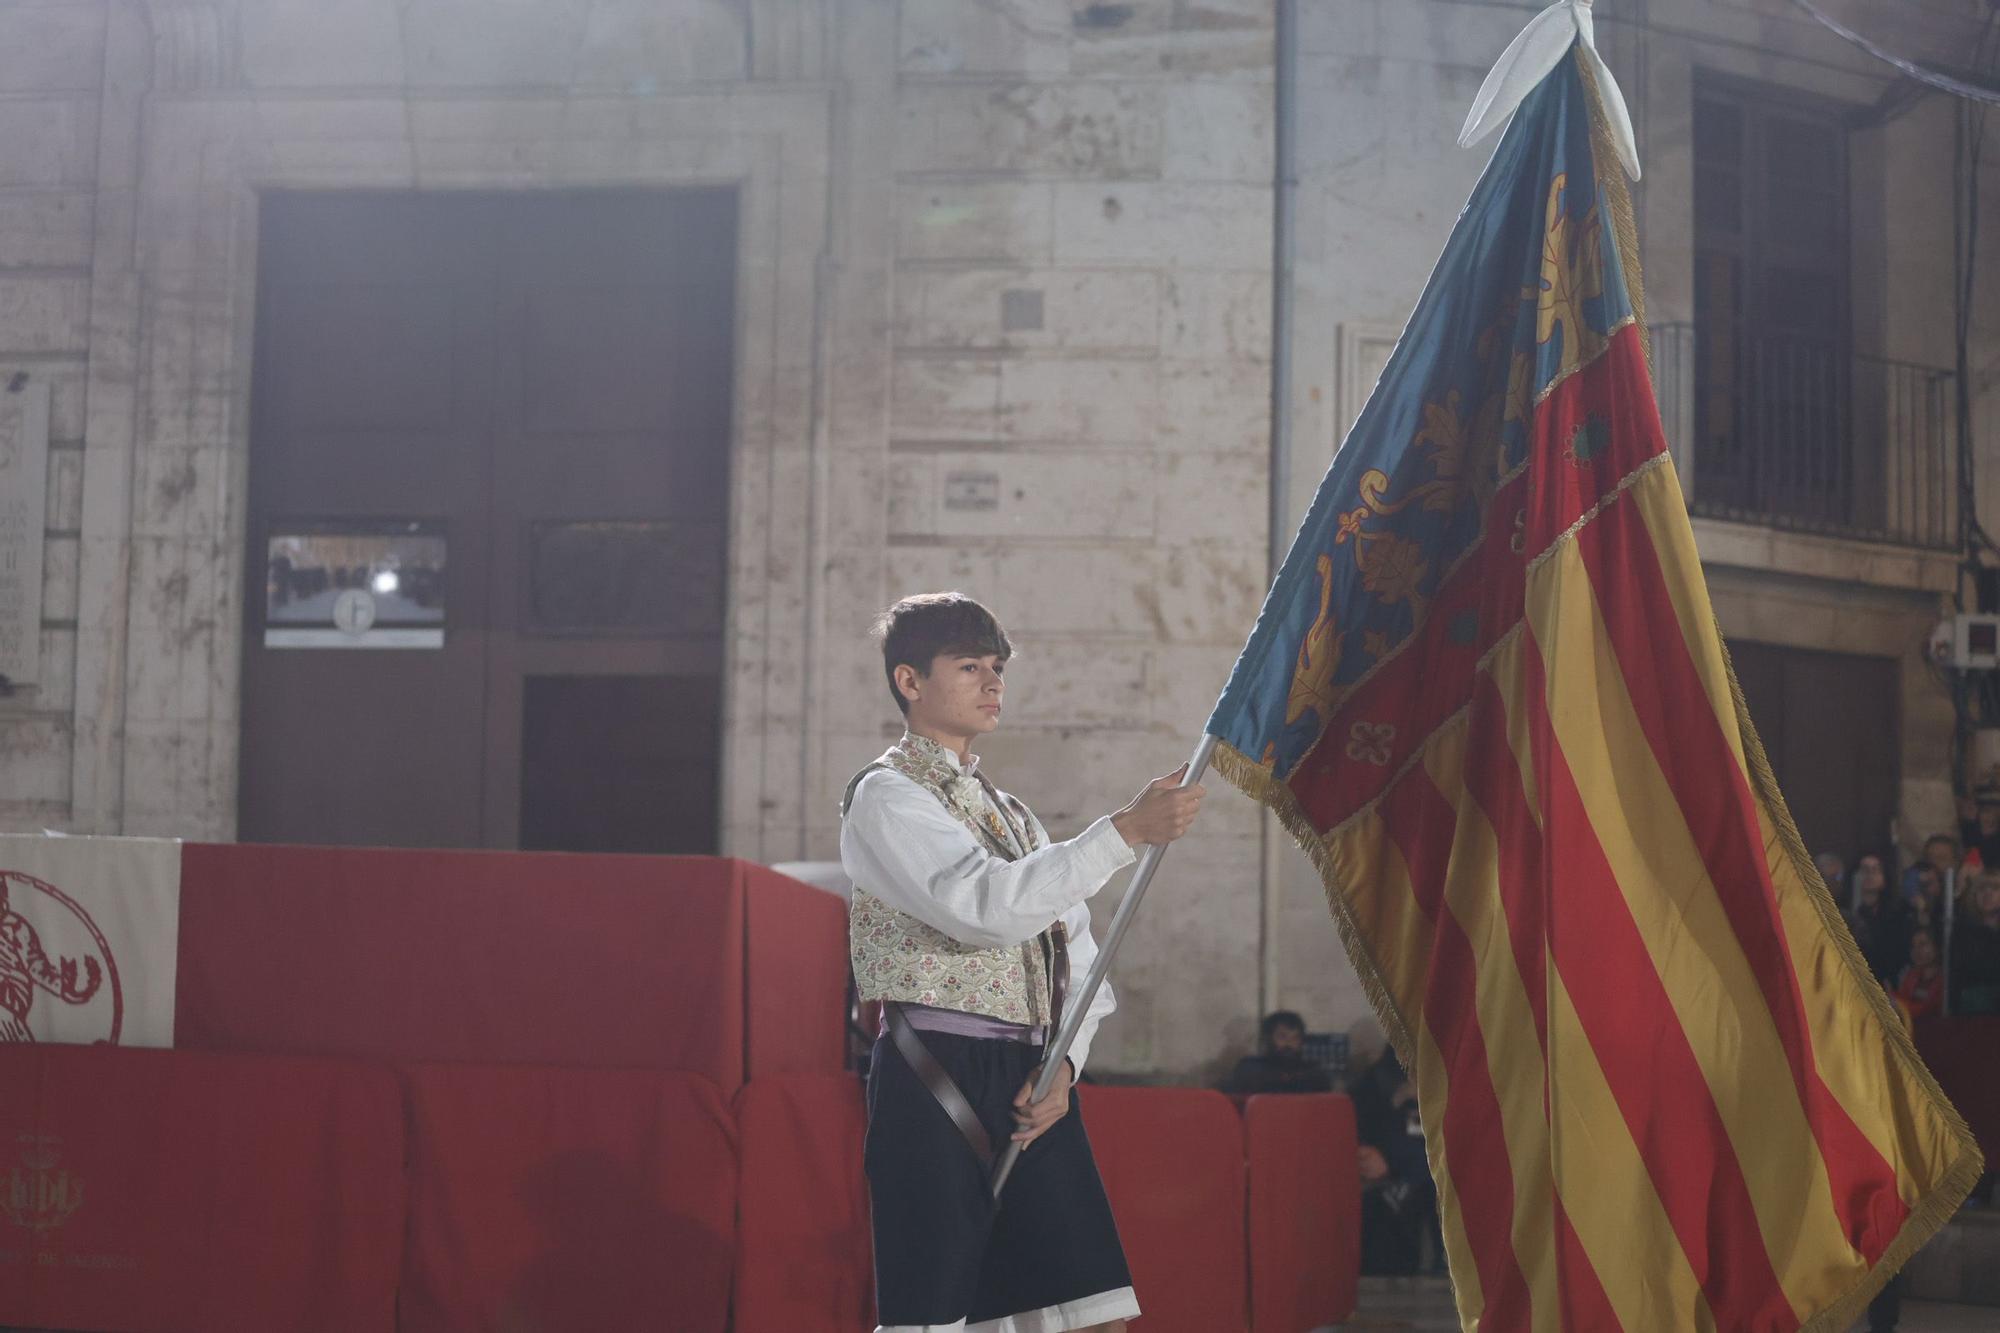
[1822,803,2000,1022]
[1816,815,2000,1215]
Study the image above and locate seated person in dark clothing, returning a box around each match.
[1904,863,1946,936]
[1349,1044,1437,1276]
[1845,854,1911,985]
[1959,788,2000,873]
[1902,834,1959,907]
[1950,872,2000,1015]
[1222,1010,1334,1094]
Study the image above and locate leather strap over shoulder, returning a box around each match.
[1042,921,1069,1050]
[974,770,1036,857]
[884,1002,995,1172]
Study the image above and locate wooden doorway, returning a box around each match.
[239,190,735,852]
[1729,640,1899,871]
[1691,81,1857,530]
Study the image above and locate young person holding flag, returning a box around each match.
[840,592,1204,1333]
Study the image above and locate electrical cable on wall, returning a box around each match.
[1955,7,2000,766]
[1788,0,2000,106]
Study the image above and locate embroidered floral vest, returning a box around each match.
[842,733,1055,1027]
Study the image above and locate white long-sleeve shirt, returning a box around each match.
[839,752,1135,1074]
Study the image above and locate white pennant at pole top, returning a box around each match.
[1457,0,1643,181]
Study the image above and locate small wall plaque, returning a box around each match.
[944,469,1001,512]
[1000,289,1045,333]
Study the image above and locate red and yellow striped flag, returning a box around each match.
[1204,48,1980,1331]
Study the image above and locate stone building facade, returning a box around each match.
[0,0,1992,1078]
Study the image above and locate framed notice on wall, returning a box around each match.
[1336,322,1402,446]
[0,381,50,685]
[262,522,446,649]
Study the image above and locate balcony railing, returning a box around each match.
[1648,322,1959,551]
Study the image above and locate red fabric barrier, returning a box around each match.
[741,863,850,1081]
[1084,1085,1248,1333]
[1914,1016,2000,1165]
[175,848,844,1089]
[0,1045,402,1331]
[733,1073,875,1332]
[400,1064,738,1333]
[1245,1093,1359,1332]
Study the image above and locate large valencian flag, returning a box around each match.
[1205,37,1981,1333]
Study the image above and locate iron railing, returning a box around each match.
[1648,322,1958,550]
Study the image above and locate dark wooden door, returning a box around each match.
[240,191,734,852]
[1729,640,1898,869]
[1692,83,1854,528]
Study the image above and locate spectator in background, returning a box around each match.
[1949,872,2000,1015]
[1904,834,1960,906]
[1814,851,1846,897]
[1222,1010,1333,1095]
[1895,928,1945,1021]
[1905,864,1946,937]
[1349,1045,1437,1276]
[1960,790,2000,873]
[1847,854,1912,985]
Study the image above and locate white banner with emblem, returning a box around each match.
[0,835,180,1048]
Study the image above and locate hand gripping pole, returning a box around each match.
[990,733,1220,1199]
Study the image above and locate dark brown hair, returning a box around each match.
[1259,1010,1307,1042]
[874,593,1011,715]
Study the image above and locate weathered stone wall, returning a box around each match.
[0,2,111,830]
[0,0,1279,1080]
[0,0,860,846]
[857,1,1278,1077]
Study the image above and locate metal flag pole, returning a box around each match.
[1943,865,1957,1017]
[990,732,1220,1199]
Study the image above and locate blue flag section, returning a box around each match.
[1207,52,1635,781]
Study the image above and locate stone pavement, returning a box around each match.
[1336,1277,2000,1331]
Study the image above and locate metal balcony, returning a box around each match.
[1648,322,1959,551]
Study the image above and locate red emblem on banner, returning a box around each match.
[0,870,121,1045]
[1,1136,83,1233]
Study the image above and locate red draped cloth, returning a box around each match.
[0,1044,404,1331]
